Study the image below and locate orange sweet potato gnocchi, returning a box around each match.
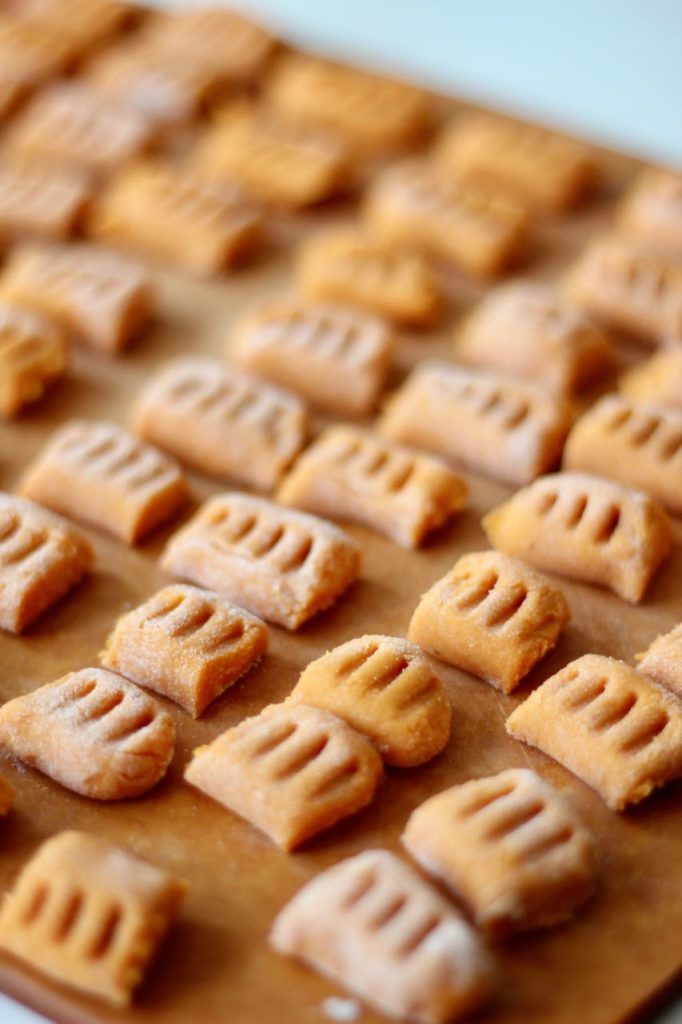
[91,162,262,276]
[564,394,682,514]
[20,0,132,49]
[365,159,529,277]
[457,281,613,394]
[408,550,570,693]
[637,624,682,700]
[619,348,682,409]
[0,241,154,354]
[506,654,682,810]
[0,19,78,89]
[617,168,682,258]
[132,356,308,492]
[161,493,361,629]
[483,472,673,603]
[0,668,175,799]
[297,227,442,326]
[231,299,393,417]
[0,830,185,1006]
[278,425,468,548]
[289,634,451,767]
[0,303,67,418]
[270,849,493,1023]
[0,493,93,634]
[20,419,188,544]
[102,583,268,717]
[195,101,349,209]
[403,768,596,936]
[0,162,91,240]
[185,702,382,851]
[266,54,429,151]
[563,235,682,343]
[381,361,572,486]
[5,83,156,173]
[438,114,595,210]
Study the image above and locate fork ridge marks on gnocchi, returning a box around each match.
[0,668,175,800]
[265,54,430,151]
[297,227,442,326]
[563,235,682,343]
[0,161,91,240]
[408,550,570,694]
[438,113,595,210]
[4,82,156,174]
[402,768,596,937]
[381,361,572,486]
[0,241,155,353]
[185,702,383,851]
[0,302,67,418]
[289,635,451,767]
[161,492,361,629]
[617,168,682,258]
[231,298,393,418]
[195,100,349,209]
[457,280,613,395]
[101,583,269,717]
[0,830,185,1006]
[0,493,94,634]
[483,472,673,603]
[270,848,493,1023]
[133,356,308,492]
[20,419,188,544]
[507,655,682,810]
[278,425,468,549]
[564,393,682,514]
[91,162,263,276]
[365,159,529,277]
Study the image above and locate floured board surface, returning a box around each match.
[0,26,681,1024]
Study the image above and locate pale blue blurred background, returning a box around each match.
[1,3,680,1023]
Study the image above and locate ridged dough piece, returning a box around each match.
[270,848,493,1023]
[619,348,682,410]
[0,303,67,418]
[0,19,80,89]
[19,418,188,544]
[564,394,682,514]
[289,635,451,767]
[265,54,429,151]
[101,583,268,717]
[0,162,91,241]
[161,492,361,630]
[506,654,682,810]
[365,159,528,277]
[381,360,572,486]
[231,298,393,418]
[278,425,468,548]
[438,114,595,210]
[139,6,276,85]
[4,83,155,174]
[132,356,308,492]
[483,472,673,603]
[403,768,596,936]
[0,668,175,799]
[297,227,442,326]
[0,830,185,1005]
[457,281,613,395]
[408,550,570,693]
[563,235,682,343]
[91,162,262,277]
[0,241,154,354]
[637,623,682,700]
[20,0,132,49]
[0,492,94,634]
[617,168,682,258]
[185,702,382,851]
[195,100,349,209]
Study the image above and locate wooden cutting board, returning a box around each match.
[0,35,680,1024]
